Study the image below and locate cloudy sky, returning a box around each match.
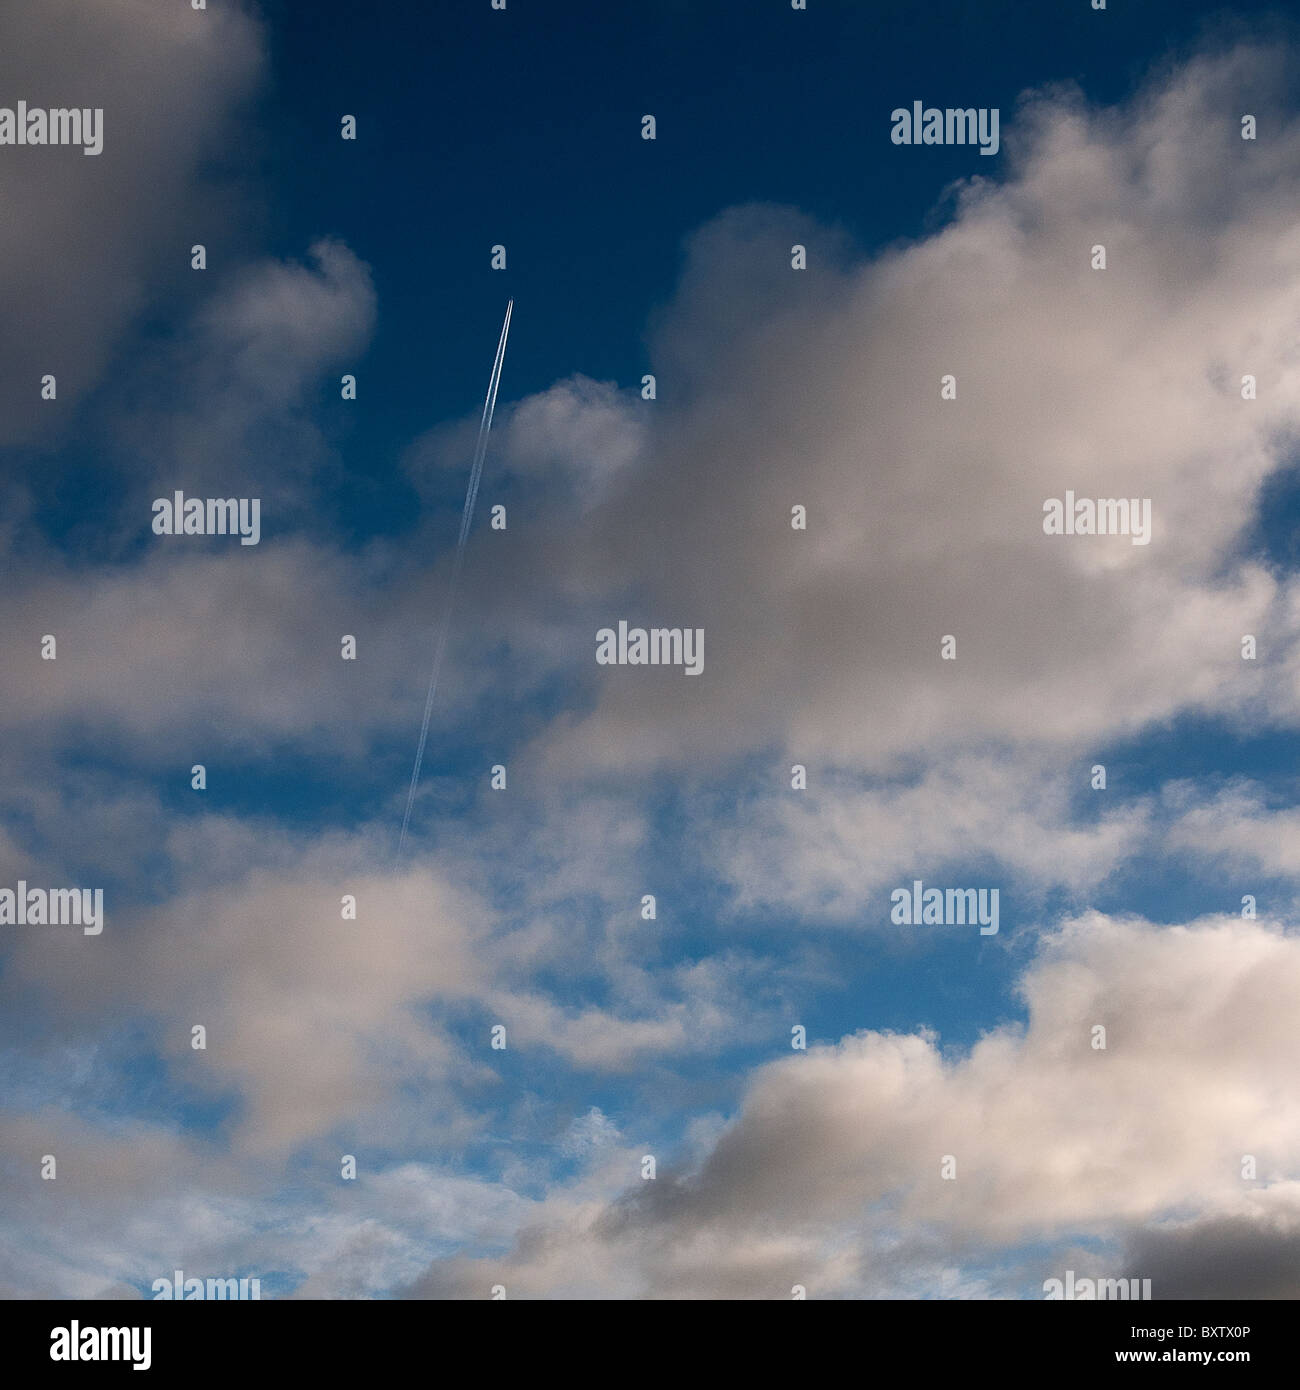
[3,0,1300,1300]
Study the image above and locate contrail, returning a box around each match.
[398,299,513,853]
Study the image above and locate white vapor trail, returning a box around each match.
[398,300,513,853]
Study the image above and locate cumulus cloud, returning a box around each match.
[505,42,1300,775]
[716,755,1150,922]
[7,852,490,1153]
[113,237,379,503]
[409,915,1300,1297]
[1163,780,1300,880]
[407,374,646,509]
[0,0,264,451]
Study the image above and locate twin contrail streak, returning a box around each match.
[398,299,513,853]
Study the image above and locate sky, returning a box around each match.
[3,0,1300,1300]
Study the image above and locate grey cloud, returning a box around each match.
[1124,1209,1300,1299]
[0,0,264,452]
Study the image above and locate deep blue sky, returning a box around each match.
[248,0,1279,530]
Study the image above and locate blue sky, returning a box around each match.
[4,0,1300,1301]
